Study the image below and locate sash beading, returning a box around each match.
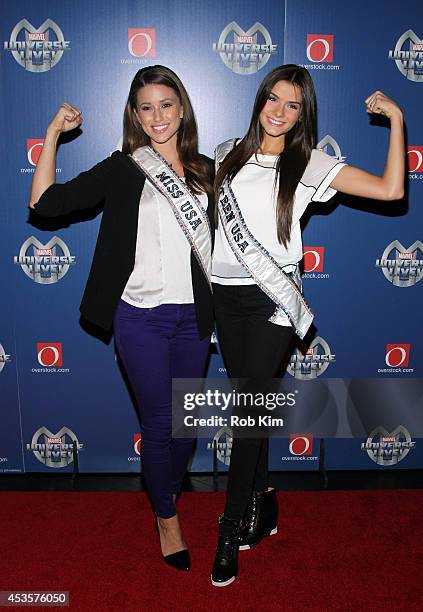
[131,146,212,288]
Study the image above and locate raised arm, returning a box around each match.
[330,91,405,201]
[29,103,83,208]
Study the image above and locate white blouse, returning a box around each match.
[122,180,208,308]
[211,149,346,285]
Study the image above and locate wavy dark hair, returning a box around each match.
[215,64,317,247]
[122,65,212,194]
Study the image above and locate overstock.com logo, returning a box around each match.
[306,35,334,62]
[33,342,69,374]
[128,434,142,463]
[128,28,156,57]
[0,343,12,373]
[375,240,423,287]
[361,425,416,466]
[121,28,156,64]
[27,426,83,468]
[27,139,44,165]
[37,343,63,367]
[21,139,61,175]
[134,433,142,455]
[303,35,340,71]
[408,146,423,180]
[302,246,329,279]
[303,247,324,273]
[212,22,278,74]
[378,344,413,374]
[14,236,76,284]
[4,19,70,72]
[128,433,141,463]
[287,336,335,380]
[289,434,313,456]
[388,29,423,82]
[386,344,410,367]
[408,146,423,172]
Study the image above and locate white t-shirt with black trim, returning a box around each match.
[211,149,346,285]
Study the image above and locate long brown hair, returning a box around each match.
[122,65,212,194]
[215,64,317,247]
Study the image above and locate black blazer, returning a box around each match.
[33,151,215,339]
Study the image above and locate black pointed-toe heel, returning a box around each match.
[163,549,191,571]
[239,488,278,550]
[156,517,191,571]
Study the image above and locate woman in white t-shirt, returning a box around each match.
[210,64,404,587]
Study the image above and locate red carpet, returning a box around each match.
[1,490,422,611]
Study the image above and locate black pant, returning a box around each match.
[213,283,294,521]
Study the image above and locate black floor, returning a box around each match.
[1,470,422,493]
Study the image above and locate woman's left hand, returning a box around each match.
[364,91,402,120]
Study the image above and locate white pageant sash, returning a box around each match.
[131,146,212,287]
[215,141,313,339]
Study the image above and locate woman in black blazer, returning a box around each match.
[30,66,214,572]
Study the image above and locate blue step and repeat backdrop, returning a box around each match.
[1,0,422,474]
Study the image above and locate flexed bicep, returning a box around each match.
[29,103,84,209]
[330,92,405,202]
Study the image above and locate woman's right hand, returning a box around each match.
[47,103,83,135]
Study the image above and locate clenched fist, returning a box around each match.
[47,103,83,134]
[364,91,402,120]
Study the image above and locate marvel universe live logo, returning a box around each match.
[27,440,81,457]
[317,134,346,163]
[0,343,12,373]
[375,240,423,287]
[4,19,70,72]
[14,236,76,284]
[207,427,233,465]
[27,426,83,468]
[213,22,278,74]
[388,30,423,82]
[287,336,335,380]
[361,426,415,466]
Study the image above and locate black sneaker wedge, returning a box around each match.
[239,488,278,551]
[211,515,241,587]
